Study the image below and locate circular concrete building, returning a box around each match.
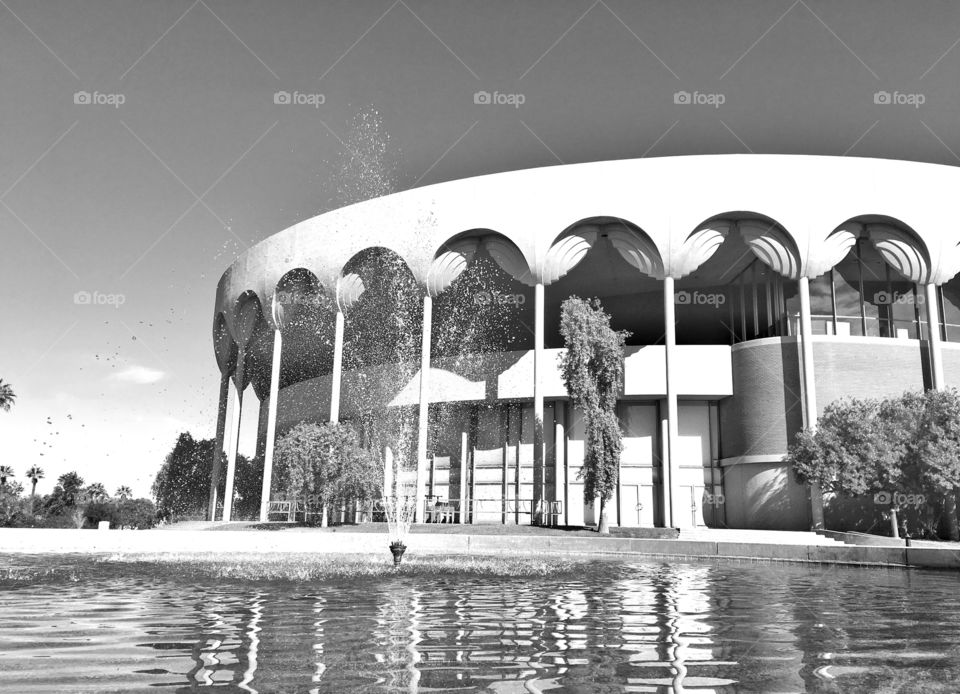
[210,153,960,530]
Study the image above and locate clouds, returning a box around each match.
[110,365,166,385]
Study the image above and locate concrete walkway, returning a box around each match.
[2,526,959,569]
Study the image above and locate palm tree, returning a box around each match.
[85,482,108,503]
[115,486,132,501]
[0,465,13,488]
[0,380,15,412]
[26,466,44,508]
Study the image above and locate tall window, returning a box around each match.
[941,282,960,342]
[729,235,935,344]
[833,248,863,336]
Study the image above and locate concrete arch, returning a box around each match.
[212,312,237,376]
[428,228,535,292]
[273,267,326,332]
[586,218,664,280]
[847,216,932,284]
[274,267,337,388]
[232,291,264,391]
[735,213,801,279]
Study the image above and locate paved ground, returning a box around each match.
[3,525,959,569]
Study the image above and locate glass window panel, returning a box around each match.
[833,249,864,336]
[943,279,960,343]
[888,281,919,339]
[859,241,887,337]
[783,280,800,336]
[809,273,833,335]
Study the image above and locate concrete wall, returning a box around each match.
[274,345,732,432]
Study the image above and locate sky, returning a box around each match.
[3,0,960,498]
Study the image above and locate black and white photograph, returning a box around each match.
[3,1,960,691]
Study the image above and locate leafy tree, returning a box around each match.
[0,465,13,488]
[152,432,255,520]
[115,486,132,501]
[912,390,960,540]
[43,472,85,516]
[789,392,960,539]
[274,422,382,523]
[0,379,15,412]
[118,498,157,529]
[0,481,27,527]
[152,433,217,519]
[558,297,630,534]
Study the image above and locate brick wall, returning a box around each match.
[721,337,929,461]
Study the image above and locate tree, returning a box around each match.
[912,390,960,540]
[0,481,26,527]
[274,422,382,524]
[787,393,960,539]
[25,466,43,514]
[84,482,109,503]
[26,466,43,500]
[0,465,13,488]
[115,486,132,501]
[558,297,630,534]
[43,472,85,516]
[152,433,217,520]
[152,432,254,520]
[0,379,15,412]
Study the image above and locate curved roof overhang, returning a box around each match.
[213,153,960,346]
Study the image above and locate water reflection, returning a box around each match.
[2,558,960,692]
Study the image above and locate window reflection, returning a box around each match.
[726,235,954,345]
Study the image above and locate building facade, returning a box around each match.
[209,154,960,530]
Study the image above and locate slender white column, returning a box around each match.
[414,294,432,522]
[329,309,345,423]
[659,403,671,527]
[459,428,469,524]
[925,283,957,540]
[554,401,566,527]
[533,282,545,525]
[223,357,244,522]
[209,371,230,521]
[663,277,680,528]
[926,283,945,390]
[259,330,282,522]
[798,277,825,529]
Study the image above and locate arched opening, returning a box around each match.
[431,230,535,358]
[805,216,929,339]
[546,218,661,348]
[274,268,336,389]
[342,247,422,371]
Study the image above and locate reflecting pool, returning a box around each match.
[1,555,959,692]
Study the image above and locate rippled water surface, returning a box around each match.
[2,555,960,693]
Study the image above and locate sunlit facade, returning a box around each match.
[209,154,960,530]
